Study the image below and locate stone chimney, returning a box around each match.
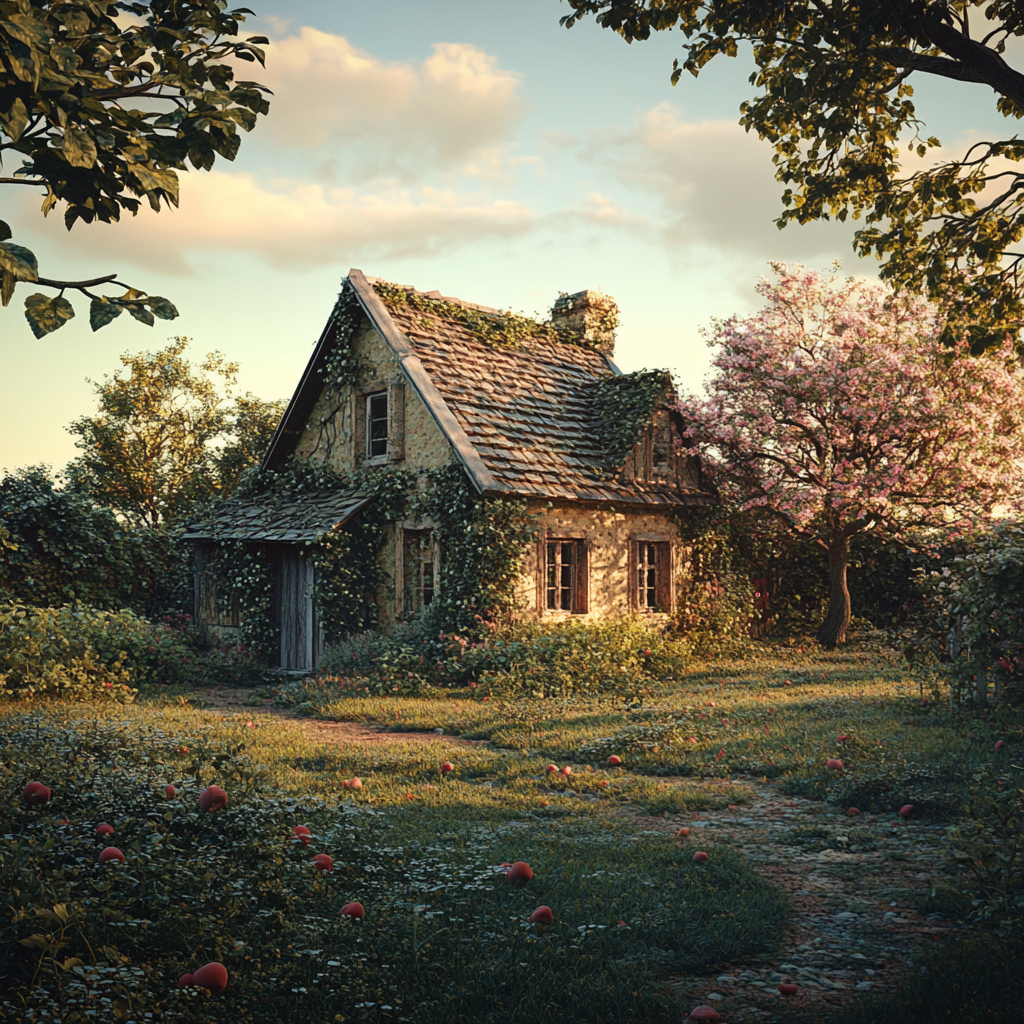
[549,289,619,354]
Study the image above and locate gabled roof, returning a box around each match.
[262,270,715,507]
[182,489,370,543]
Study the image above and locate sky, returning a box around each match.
[0,0,1011,472]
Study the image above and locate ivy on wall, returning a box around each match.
[411,464,537,632]
[592,369,672,469]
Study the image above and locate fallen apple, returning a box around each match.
[95,823,114,837]
[193,962,228,996]
[693,851,709,864]
[177,973,195,988]
[441,762,454,772]
[311,853,333,873]
[899,804,914,818]
[847,807,861,817]
[778,983,799,995]
[165,784,175,798]
[349,778,363,790]
[293,825,311,846]
[607,755,622,766]
[825,759,844,771]
[505,861,534,882]
[677,827,691,837]
[995,740,1005,751]
[99,847,125,864]
[339,901,365,920]
[559,766,573,776]
[837,734,851,744]
[22,781,51,807]
[687,1007,721,1022]
[198,785,227,813]
[545,764,558,774]
[529,905,553,925]
[599,780,610,787]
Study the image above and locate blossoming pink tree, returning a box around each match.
[679,264,1024,648]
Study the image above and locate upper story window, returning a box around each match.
[545,539,588,614]
[366,391,388,458]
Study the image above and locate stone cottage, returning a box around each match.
[184,270,716,670]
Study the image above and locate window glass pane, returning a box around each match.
[368,392,388,457]
[546,541,577,611]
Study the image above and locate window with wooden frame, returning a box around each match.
[402,529,438,618]
[544,539,588,614]
[630,539,672,612]
[366,391,389,458]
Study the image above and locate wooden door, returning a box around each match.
[279,549,316,671]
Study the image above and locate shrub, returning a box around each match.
[315,617,692,699]
[0,604,198,698]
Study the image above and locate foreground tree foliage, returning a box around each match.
[0,1,269,337]
[563,1,1024,351]
[67,337,285,526]
[679,264,1024,648]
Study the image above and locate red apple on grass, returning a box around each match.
[529,905,554,925]
[779,982,799,995]
[607,755,622,766]
[899,804,914,818]
[441,762,454,773]
[96,823,114,837]
[198,785,227,813]
[165,784,175,797]
[693,851,709,864]
[505,861,534,882]
[193,962,228,996]
[847,807,861,817]
[99,847,125,864]
[545,764,558,774]
[340,901,365,920]
[349,777,363,790]
[293,826,311,846]
[311,854,333,873]
[686,1007,721,1022]
[677,827,691,837]
[559,766,573,776]
[825,759,844,771]
[22,781,51,807]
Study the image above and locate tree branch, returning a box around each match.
[0,177,46,185]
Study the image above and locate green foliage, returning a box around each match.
[412,464,537,634]
[916,521,1024,704]
[0,711,788,1023]
[375,279,588,351]
[591,369,670,469]
[0,0,269,334]
[0,604,201,697]
[561,1,1024,352]
[318,282,371,392]
[0,466,189,615]
[67,337,284,526]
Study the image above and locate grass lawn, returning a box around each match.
[2,638,1021,1023]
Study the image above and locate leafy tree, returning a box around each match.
[679,264,1024,648]
[0,1,269,337]
[562,1,1024,351]
[0,465,186,610]
[67,336,283,525]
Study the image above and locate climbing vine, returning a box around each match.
[592,369,671,468]
[411,464,537,633]
[375,280,579,351]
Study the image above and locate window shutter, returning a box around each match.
[627,541,638,611]
[574,541,589,614]
[656,542,673,612]
[387,381,405,461]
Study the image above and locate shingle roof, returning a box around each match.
[367,278,712,506]
[183,490,370,543]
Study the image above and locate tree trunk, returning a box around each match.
[817,536,851,649]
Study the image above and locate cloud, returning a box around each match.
[10,171,535,273]
[255,29,524,182]
[620,103,857,259]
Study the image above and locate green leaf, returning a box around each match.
[0,97,28,142]
[0,220,11,242]
[24,292,75,338]
[89,297,123,331]
[147,296,178,321]
[126,302,155,326]
[61,126,98,169]
[0,242,38,280]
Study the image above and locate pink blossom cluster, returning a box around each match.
[677,264,1024,545]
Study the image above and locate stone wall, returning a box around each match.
[517,501,681,620]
